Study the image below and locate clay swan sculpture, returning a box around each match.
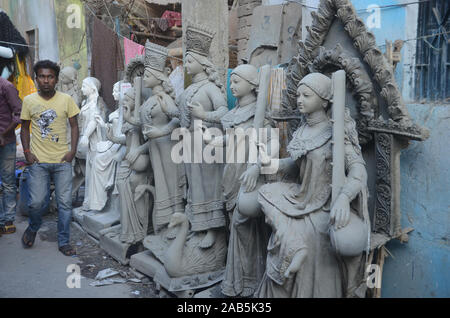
[163,213,227,278]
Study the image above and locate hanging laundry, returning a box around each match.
[13,55,36,101]
[124,37,145,65]
[267,67,289,158]
[91,17,124,109]
[160,11,182,29]
[157,18,169,32]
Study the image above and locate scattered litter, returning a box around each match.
[128,278,142,283]
[119,270,129,278]
[110,277,127,284]
[102,256,107,259]
[129,268,145,280]
[76,241,83,246]
[86,264,96,268]
[131,290,140,296]
[89,279,115,287]
[89,277,127,287]
[95,268,119,280]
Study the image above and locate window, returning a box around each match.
[26,28,38,75]
[415,0,449,102]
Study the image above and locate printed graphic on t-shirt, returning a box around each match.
[37,109,57,139]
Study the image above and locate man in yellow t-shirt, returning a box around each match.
[20,60,79,256]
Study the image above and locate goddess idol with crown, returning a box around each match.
[160,22,228,249]
[139,41,185,236]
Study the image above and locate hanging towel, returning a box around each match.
[91,17,124,109]
[124,36,145,65]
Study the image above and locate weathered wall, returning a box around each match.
[381,103,450,297]
[0,0,59,62]
[182,0,229,86]
[0,0,88,83]
[54,0,88,83]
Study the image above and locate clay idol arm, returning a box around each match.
[341,144,367,201]
[204,86,228,123]
[159,94,180,119]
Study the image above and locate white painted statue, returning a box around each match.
[77,77,108,211]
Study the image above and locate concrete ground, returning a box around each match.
[0,216,133,298]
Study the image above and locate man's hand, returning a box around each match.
[0,134,5,147]
[61,151,76,163]
[25,152,39,165]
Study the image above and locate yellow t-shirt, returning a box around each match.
[21,91,80,163]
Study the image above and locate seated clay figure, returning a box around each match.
[215,64,274,297]
[256,73,370,298]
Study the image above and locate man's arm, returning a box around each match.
[20,120,39,164]
[61,115,79,163]
[0,84,22,146]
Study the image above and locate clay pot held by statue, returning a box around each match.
[329,212,369,257]
[237,190,262,218]
[130,154,150,172]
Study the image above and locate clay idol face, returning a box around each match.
[229,74,254,98]
[296,84,325,114]
[112,83,120,101]
[184,54,203,76]
[81,80,94,97]
[143,68,160,89]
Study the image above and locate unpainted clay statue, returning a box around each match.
[117,86,151,244]
[58,66,82,107]
[140,41,185,236]
[160,22,228,250]
[217,64,274,297]
[58,66,82,154]
[77,77,107,211]
[256,72,370,298]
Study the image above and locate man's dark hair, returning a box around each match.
[33,60,60,79]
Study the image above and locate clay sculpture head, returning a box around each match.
[229,64,259,99]
[296,72,331,114]
[60,66,78,85]
[81,77,101,98]
[143,41,175,98]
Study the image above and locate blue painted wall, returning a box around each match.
[355,0,450,297]
[382,104,450,297]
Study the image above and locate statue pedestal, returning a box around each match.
[72,195,120,239]
[129,234,224,296]
[98,225,143,265]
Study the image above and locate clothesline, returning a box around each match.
[84,3,184,62]
[0,40,36,48]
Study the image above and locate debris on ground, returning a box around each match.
[95,268,119,280]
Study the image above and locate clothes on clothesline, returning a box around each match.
[160,10,182,31]
[123,36,145,65]
[91,16,124,109]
